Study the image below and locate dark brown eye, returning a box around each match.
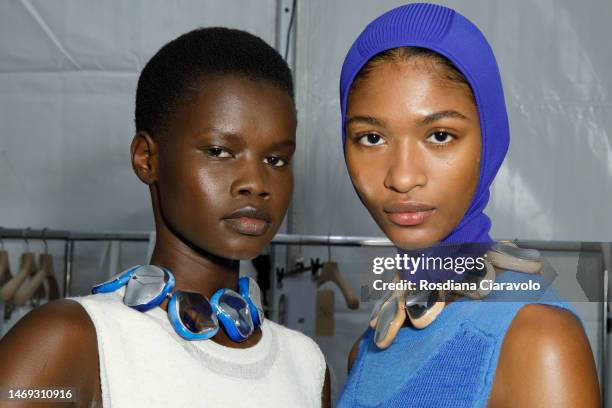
[207,147,232,158]
[358,133,384,146]
[426,131,455,145]
[264,156,288,167]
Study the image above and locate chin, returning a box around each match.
[218,239,268,261]
[385,229,441,251]
[223,249,260,261]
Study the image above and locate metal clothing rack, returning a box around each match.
[0,228,151,298]
[0,228,608,296]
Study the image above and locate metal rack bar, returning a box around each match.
[1,228,610,297]
[0,229,149,242]
[270,233,393,247]
[0,228,70,240]
[0,228,608,251]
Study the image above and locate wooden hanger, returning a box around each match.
[317,237,359,310]
[0,230,11,286]
[317,261,359,310]
[14,253,54,306]
[0,249,11,287]
[0,252,37,301]
[14,229,60,305]
[0,229,38,302]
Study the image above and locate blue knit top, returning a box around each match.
[336,271,581,407]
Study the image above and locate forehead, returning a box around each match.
[347,60,476,118]
[164,74,296,144]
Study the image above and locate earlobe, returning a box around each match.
[130,131,159,185]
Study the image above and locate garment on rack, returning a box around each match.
[68,285,326,408]
[0,270,10,286]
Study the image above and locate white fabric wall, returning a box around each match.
[0,0,276,295]
[0,0,276,232]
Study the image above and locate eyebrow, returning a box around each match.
[269,140,296,150]
[345,110,470,128]
[345,115,386,128]
[419,110,469,125]
[195,127,241,139]
[196,127,295,149]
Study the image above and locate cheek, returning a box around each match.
[159,153,226,215]
[176,166,208,197]
[193,166,226,197]
[345,150,381,204]
[431,146,480,216]
[271,172,294,214]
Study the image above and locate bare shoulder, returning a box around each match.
[0,298,96,348]
[489,303,600,407]
[0,299,100,397]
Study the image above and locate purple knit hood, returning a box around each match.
[340,2,509,246]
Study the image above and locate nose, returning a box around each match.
[230,159,270,199]
[383,139,427,193]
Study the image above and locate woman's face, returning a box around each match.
[155,74,296,259]
[345,59,481,249]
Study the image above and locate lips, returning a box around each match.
[222,206,271,236]
[384,201,435,227]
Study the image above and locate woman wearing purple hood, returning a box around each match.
[337,3,599,407]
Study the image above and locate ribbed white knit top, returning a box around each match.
[69,286,326,407]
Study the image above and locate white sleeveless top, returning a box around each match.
[68,286,326,408]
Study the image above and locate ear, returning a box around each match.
[130,131,159,185]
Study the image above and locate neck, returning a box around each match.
[150,227,264,348]
[150,183,240,295]
[143,187,264,349]
[150,211,240,310]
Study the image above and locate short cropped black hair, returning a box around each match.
[135,27,294,137]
